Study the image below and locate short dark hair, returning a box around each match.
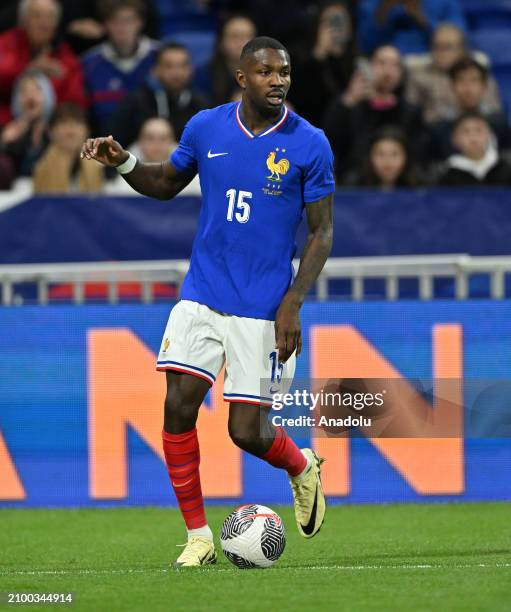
[240,36,289,62]
[449,57,488,83]
[99,0,145,22]
[49,103,88,128]
[156,42,190,63]
[452,110,490,132]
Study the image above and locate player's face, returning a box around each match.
[237,49,291,115]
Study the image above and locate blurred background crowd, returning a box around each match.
[1,0,511,194]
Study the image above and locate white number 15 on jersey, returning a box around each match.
[226,189,252,223]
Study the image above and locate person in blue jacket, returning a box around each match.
[81,0,159,133]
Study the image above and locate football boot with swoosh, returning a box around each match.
[173,537,217,568]
[289,449,326,538]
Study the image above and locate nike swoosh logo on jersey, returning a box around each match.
[208,150,228,158]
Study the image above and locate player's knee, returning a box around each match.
[228,419,260,452]
[164,390,200,432]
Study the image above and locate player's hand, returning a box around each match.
[81,135,129,167]
[275,294,302,363]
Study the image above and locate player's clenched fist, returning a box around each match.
[80,135,129,167]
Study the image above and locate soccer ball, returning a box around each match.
[220,504,286,569]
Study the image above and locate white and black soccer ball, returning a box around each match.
[220,504,286,569]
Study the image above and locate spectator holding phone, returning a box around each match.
[324,44,428,182]
[290,0,358,126]
[0,70,55,177]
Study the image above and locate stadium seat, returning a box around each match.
[462,0,511,11]
[155,0,206,17]
[492,64,511,121]
[463,0,511,30]
[470,29,511,66]
[160,13,216,37]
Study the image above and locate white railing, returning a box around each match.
[0,254,510,305]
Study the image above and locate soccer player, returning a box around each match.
[81,36,334,567]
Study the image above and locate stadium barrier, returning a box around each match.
[0,300,510,508]
[2,254,511,305]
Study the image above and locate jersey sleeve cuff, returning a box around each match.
[170,151,192,173]
[304,186,335,203]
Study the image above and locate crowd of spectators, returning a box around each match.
[1,0,511,194]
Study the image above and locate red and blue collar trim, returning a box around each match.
[235,102,289,139]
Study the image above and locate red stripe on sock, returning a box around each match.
[262,426,307,477]
[162,428,207,529]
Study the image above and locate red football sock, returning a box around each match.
[262,426,307,477]
[162,428,207,530]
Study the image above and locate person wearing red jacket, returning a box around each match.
[0,0,87,127]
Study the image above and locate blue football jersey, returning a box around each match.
[170,102,335,320]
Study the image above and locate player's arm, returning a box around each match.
[81,135,195,200]
[275,193,333,363]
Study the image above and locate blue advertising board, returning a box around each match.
[0,300,510,508]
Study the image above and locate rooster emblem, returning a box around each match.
[266,150,290,182]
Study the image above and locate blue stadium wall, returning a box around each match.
[4,189,511,266]
[0,300,510,508]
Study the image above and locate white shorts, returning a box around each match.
[156,300,296,406]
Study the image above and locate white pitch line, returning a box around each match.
[0,562,510,576]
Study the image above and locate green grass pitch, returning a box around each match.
[0,502,510,612]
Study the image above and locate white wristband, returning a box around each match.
[116,152,137,174]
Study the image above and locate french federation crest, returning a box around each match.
[266,148,290,181]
